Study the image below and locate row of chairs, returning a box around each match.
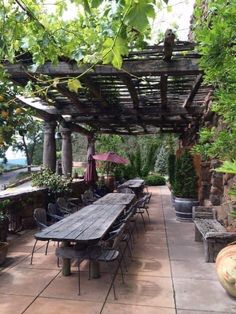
[55,192,152,312]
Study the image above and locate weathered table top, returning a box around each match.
[35,204,125,242]
[119,179,144,189]
[93,193,135,205]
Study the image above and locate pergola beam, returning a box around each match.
[80,77,109,107]
[183,74,203,109]
[119,75,139,109]
[160,74,168,109]
[5,58,202,78]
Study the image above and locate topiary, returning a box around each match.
[145,174,166,186]
[173,150,198,198]
[168,153,176,186]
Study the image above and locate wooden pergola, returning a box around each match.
[5,40,211,175]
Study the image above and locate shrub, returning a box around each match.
[145,174,166,186]
[173,150,198,198]
[168,154,176,186]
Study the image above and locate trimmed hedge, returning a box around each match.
[145,174,166,186]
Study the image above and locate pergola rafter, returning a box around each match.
[5,40,210,136]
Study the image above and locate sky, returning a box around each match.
[5,0,195,160]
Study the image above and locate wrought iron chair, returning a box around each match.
[56,197,78,214]
[47,203,65,222]
[30,208,50,264]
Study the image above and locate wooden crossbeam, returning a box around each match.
[56,84,88,113]
[160,75,168,109]
[71,123,92,136]
[183,74,203,109]
[80,77,109,107]
[119,75,139,109]
[5,58,202,78]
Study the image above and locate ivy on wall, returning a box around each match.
[193,0,236,161]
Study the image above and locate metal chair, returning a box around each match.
[117,187,134,194]
[56,197,78,214]
[55,244,88,295]
[87,224,126,312]
[30,208,50,264]
[47,203,65,222]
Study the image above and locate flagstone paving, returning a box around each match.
[0,186,235,313]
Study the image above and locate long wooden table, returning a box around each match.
[118,179,145,196]
[93,193,135,205]
[35,203,126,277]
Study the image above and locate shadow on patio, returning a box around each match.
[0,186,235,314]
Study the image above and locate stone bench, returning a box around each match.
[193,206,236,262]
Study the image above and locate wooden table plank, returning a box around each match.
[35,204,125,242]
[119,179,144,189]
[93,193,135,205]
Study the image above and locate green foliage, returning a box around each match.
[145,174,166,186]
[0,199,10,221]
[32,168,72,195]
[155,145,168,175]
[215,160,236,197]
[168,153,175,186]
[173,150,198,198]
[193,1,236,161]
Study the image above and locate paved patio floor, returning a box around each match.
[0,186,235,314]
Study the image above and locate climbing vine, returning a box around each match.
[0,0,169,155]
[193,0,236,161]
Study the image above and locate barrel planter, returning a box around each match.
[0,217,9,242]
[174,197,199,222]
[0,242,9,265]
[216,243,236,297]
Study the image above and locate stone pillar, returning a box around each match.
[43,120,57,171]
[87,134,96,160]
[61,126,72,177]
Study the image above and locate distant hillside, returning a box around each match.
[0,158,27,169]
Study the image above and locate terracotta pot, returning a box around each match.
[0,242,9,265]
[216,243,236,297]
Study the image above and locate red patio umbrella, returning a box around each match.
[84,154,98,185]
[93,151,128,179]
[92,151,128,164]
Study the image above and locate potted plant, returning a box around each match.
[173,150,199,221]
[32,168,72,202]
[0,199,10,265]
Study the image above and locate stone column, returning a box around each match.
[87,134,96,160]
[61,126,72,177]
[43,120,57,171]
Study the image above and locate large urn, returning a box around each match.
[216,243,236,297]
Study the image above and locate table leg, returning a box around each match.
[91,261,100,279]
[61,241,71,276]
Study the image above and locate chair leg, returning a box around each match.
[45,240,50,255]
[140,213,146,231]
[30,239,38,265]
[119,261,125,284]
[145,207,151,222]
[78,263,81,295]
[88,261,91,280]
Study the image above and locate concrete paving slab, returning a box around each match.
[177,310,229,314]
[107,275,175,308]
[174,277,236,313]
[24,297,102,314]
[127,257,171,277]
[0,294,35,314]
[103,303,175,314]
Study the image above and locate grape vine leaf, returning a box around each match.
[102,37,129,69]
[125,0,155,32]
[67,79,82,93]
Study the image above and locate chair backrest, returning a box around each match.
[48,203,58,215]
[56,197,67,207]
[117,187,134,194]
[33,208,47,230]
[111,224,126,249]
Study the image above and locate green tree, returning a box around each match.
[12,118,43,172]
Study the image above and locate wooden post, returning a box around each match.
[43,120,57,171]
[61,126,72,177]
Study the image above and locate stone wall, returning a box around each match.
[0,180,87,231]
